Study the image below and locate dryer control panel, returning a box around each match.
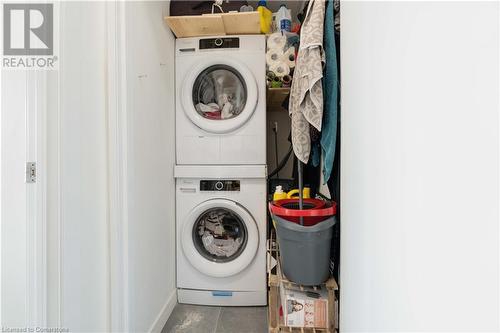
[199,37,240,50]
[200,180,240,191]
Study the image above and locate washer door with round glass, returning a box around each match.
[181,199,259,278]
[181,58,258,134]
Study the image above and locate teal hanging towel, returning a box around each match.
[319,0,339,183]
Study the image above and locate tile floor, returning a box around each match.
[162,304,268,333]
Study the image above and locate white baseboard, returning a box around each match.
[149,289,177,333]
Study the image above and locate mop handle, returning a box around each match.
[298,160,304,226]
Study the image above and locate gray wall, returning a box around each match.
[266,109,294,181]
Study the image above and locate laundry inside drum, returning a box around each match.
[192,65,247,120]
[192,207,248,262]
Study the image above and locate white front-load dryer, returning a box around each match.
[175,35,266,165]
[175,165,267,306]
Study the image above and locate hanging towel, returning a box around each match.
[334,0,340,32]
[289,0,326,164]
[313,0,338,183]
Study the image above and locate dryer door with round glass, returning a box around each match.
[181,58,258,134]
[181,199,259,278]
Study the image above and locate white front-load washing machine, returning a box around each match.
[175,35,266,165]
[175,165,267,306]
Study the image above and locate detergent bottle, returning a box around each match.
[286,187,311,199]
[276,4,292,33]
[257,0,272,34]
[273,185,288,201]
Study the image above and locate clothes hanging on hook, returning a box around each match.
[289,0,326,164]
[334,0,340,32]
[328,14,341,283]
[297,1,310,24]
[311,0,339,183]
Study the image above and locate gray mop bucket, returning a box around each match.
[273,214,336,285]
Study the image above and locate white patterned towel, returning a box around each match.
[289,0,326,164]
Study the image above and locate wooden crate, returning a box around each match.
[267,232,339,333]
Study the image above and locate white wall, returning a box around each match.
[123,2,176,332]
[52,2,110,331]
[44,1,176,331]
[341,1,499,332]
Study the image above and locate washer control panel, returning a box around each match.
[199,37,240,50]
[200,180,240,191]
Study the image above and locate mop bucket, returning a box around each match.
[271,199,336,226]
[269,200,337,285]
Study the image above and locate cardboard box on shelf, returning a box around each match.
[279,281,329,329]
[164,12,260,38]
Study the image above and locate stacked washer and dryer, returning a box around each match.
[174,35,267,306]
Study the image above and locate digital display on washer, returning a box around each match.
[200,180,240,191]
[199,37,240,49]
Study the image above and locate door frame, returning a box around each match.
[0,70,48,328]
[106,2,130,332]
[28,70,49,328]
